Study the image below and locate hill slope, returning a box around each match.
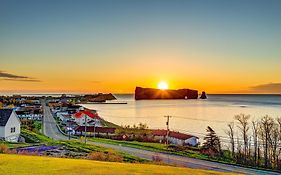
[0,154,238,175]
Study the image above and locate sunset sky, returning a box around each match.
[1,0,281,94]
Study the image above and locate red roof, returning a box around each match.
[151,129,167,136]
[74,110,100,119]
[75,126,116,134]
[151,129,197,140]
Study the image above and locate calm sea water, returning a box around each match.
[3,93,280,143]
[82,94,281,143]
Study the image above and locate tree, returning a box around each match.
[203,126,221,156]
[270,124,279,169]
[226,122,235,158]
[235,114,250,163]
[259,115,274,168]
[252,121,258,165]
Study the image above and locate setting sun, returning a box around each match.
[158,81,169,90]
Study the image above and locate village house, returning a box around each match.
[15,110,42,120]
[15,105,43,121]
[73,110,102,127]
[0,109,21,142]
[55,111,70,121]
[152,129,199,146]
[66,104,84,114]
[74,126,116,137]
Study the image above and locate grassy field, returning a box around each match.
[2,129,146,163]
[91,137,167,151]
[90,138,236,163]
[90,138,210,159]
[0,154,239,175]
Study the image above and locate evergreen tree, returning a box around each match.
[203,126,221,155]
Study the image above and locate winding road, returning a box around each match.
[42,102,280,175]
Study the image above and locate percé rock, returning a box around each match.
[135,87,198,100]
[200,91,207,99]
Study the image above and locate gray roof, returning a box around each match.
[0,109,13,126]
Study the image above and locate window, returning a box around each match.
[10,127,16,133]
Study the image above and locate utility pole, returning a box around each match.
[68,121,71,140]
[164,115,172,144]
[84,115,87,144]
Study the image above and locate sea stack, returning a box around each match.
[200,91,207,99]
[135,87,198,100]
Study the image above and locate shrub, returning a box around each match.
[88,151,123,162]
[88,152,106,161]
[0,144,9,153]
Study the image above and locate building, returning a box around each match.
[15,110,42,120]
[152,129,199,146]
[56,111,70,122]
[74,126,116,137]
[0,109,21,142]
[73,110,102,127]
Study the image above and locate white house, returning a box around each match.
[0,109,21,142]
[168,131,199,146]
[152,129,199,146]
[73,110,102,127]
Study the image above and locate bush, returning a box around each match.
[0,144,9,153]
[88,151,123,162]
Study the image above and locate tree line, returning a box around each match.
[226,114,281,170]
[202,114,281,170]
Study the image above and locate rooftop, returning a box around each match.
[152,129,198,140]
[0,109,13,126]
[74,110,100,119]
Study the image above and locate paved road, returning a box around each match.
[42,103,280,175]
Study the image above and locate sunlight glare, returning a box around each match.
[158,81,168,90]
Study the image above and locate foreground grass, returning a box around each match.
[16,129,147,163]
[91,137,166,151]
[0,154,238,175]
[0,142,34,149]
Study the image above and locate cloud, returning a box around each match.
[2,78,41,82]
[250,83,281,93]
[0,71,41,82]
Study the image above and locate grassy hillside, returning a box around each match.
[0,154,238,175]
[90,138,234,163]
[17,129,146,162]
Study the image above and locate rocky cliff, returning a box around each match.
[82,93,116,102]
[200,91,207,99]
[135,87,198,100]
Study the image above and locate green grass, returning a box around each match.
[20,128,53,143]
[100,118,121,128]
[90,138,200,156]
[90,138,233,162]
[0,154,239,175]
[91,137,166,151]
[0,142,34,149]
[52,140,147,163]
[18,129,146,163]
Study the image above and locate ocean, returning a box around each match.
[82,94,281,144]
